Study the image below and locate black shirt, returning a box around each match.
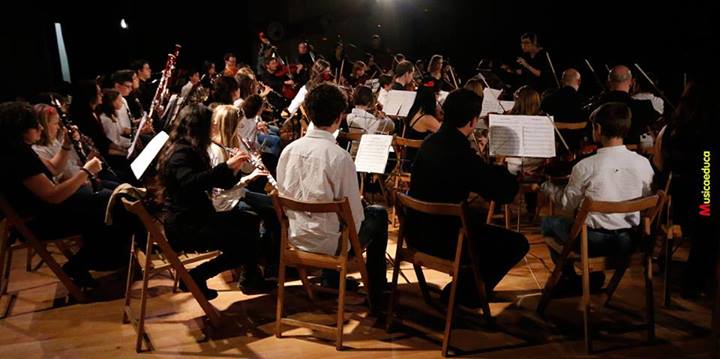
[407,124,519,257]
[520,49,553,93]
[391,81,406,91]
[0,143,54,216]
[161,143,242,236]
[589,90,658,144]
[541,86,587,152]
[260,71,287,95]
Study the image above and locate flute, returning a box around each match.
[227,139,279,192]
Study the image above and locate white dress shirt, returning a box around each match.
[116,97,133,130]
[377,87,390,108]
[542,145,654,230]
[181,81,194,99]
[100,113,131,149]
[276,128,364,255]
[238,115,259,142]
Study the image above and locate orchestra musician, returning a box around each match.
[158,104,265,299]
[222,52,239,77]
[260,56,294,99]
[407,89,529,305]
[391,60,415,90]
[0,101,137,289]
[540,102,655,294]
[276,83,388,312]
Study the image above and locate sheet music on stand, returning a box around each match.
[489,114,556,158]
[354,134,393,174]
[481,88,505,117]
[130,131,169,180]
[382,90,416,117]
[127,113,148,159]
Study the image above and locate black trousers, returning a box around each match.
[408,207,529,294]
[165,209,260,280]
[28,187,137,272]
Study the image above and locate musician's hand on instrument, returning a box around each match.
[122,127,132,136]
[256,121,269,133]
[227,151,250,172]
[296,64,303,72]
[246,168,270,182]
[516,57,529,68]
[260,85,272,97]
[83,157,102,176]
[140,121,154,134]
[284,79,295,86]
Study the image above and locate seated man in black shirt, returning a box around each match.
[541,68,587,152]
[407,89,529,303]
[587,65,659,144]
[391,60,415,90]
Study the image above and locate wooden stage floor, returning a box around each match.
[0,221,716,358]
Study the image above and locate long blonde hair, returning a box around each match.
[33,104,59,146]
[211,105,242,147]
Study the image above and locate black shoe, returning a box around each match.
[62,262,99,288]
[179,270,218,300]
[238,266,275,294]
[321,276,361,291]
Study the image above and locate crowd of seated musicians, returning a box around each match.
[0,59,714,320]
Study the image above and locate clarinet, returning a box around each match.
[50,96,102,192]
[237,138,278,192]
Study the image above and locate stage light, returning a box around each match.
[120,18,128,29]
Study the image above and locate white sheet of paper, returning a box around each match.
[481,88,505,117]
[383,90,416,117]
[438,90,450,105]
[130,131,169,180]
[354,134,393,174]
[126,113,148,159]
[488,115,556,158]
[499,101,515,112]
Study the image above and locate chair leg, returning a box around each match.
[123,239,137,324]
[135,238,154,352]
[385,253,403,331]
[25,247,33,272]
[297,267,316,301]
[0,235,11,296]
[336,263,348,351]
[582,261,592,353]
[645,256,656,343]
[537,261,566,315]
[172,269,180,293]
[605,264,628,307]
[275,257,286,338]
[663,232,673,307]
[413,264,433,305]
[27,240,86,302]
[441,271,460,357]
[503,205,511,229]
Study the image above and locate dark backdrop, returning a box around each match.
[1,0,714,102]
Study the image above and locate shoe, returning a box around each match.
[238,265,275,294]
[62,261,99,288]
[179,270,218,300]
[320,276,360,291]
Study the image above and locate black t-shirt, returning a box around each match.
[520,49,553,92]
[0,144,54,216]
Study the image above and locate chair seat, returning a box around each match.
[543,236,643,272]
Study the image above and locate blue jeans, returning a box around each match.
[541,216,635,275]
[258,126,281,157]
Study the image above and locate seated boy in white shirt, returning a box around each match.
[276,83,388,312]
[540,102,655,292]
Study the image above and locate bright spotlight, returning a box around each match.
[120,18,128,29]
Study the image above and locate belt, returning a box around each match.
[588,227,634,235]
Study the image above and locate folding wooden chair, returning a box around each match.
[388,136,423,193]
[387,192,492,357]
[271,194,371,350]
[655,172,686,307]
[536,191,666,353]
[120,197,223,352]
[0,194,87,314]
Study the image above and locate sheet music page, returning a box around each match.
[127,113,148,159]
[354,134,393,174]
[488,115,556,158]
[499,101,515,112]
[130,131,169,180]
[481,88,504,116]
[438,90,450,104]
[383,90,417,117]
